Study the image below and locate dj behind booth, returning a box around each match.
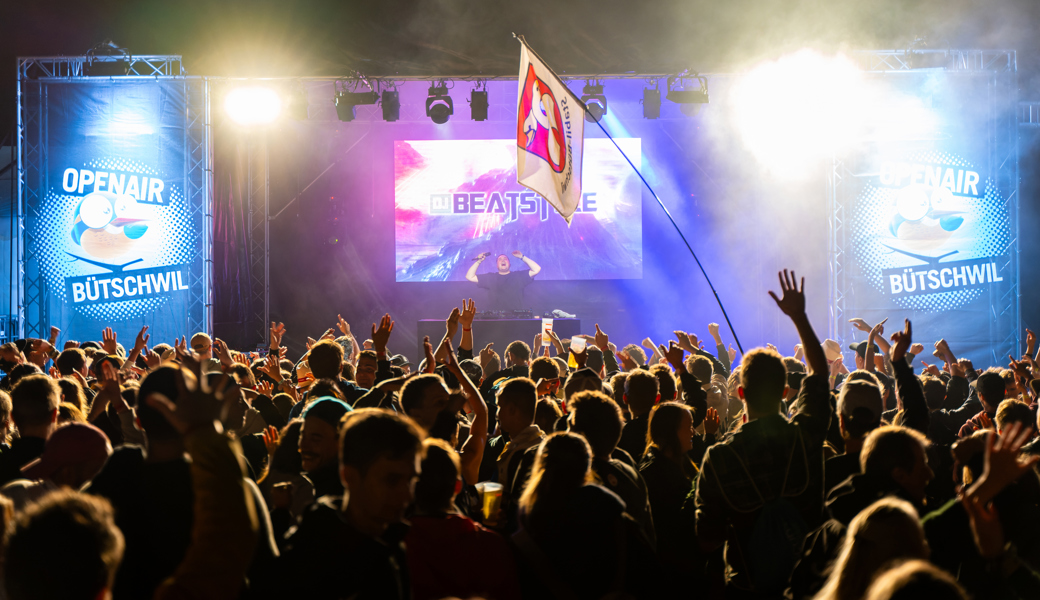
[419,251,580,357]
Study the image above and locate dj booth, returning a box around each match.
[417,318,581,360]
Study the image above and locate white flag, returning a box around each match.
[516,39,584,224]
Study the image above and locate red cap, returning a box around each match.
[22,422,112,481]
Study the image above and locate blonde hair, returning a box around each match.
[813,498,928,600]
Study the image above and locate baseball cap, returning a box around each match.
[837,380,883,423]
[848,341,880,359]
[302,397,353,427]
[970,371,1006,402]
[390,354,411,368]
[22,422,112,481]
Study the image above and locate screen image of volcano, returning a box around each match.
[394,138,642,282]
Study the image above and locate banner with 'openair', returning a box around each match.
[20,79,208,344]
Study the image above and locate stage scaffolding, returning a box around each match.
[828,49,1020,361]
[15,54,212,339]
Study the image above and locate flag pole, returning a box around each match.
[513,34,744,354]
[590,115,745,355]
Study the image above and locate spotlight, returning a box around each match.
[581,82,607,123]
[426,84,453,124]
[643,87,661,119]
[224,86,283,126]
[666,75,709,116]
[381,91,400,122]
[335,90,378,122]
[470,90,488,121]
[84,40,129,76]
[288,86,309,120]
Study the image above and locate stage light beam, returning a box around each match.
[224,86,283,126]
[732,50,866,179]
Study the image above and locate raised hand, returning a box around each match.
[102,327,118,355]
[144,346,162,369]
[134,326,150,351]
[262,425,280,457]
[480,343,495,365]
[270,322,286,349]
[571,344,588,369]
[213,339,234,366]
[768,269,806,317]
[423,336,436,373]
[920,361,941,378]
[889,319,912,364]
[793,344,805,361]
[256,380,275,398]
[728,344,738,364]
[969,422,1040,505]
[910,343,925,355]
[260,356,283,383]
[848,318,871,333]
[476,252,491,260]
[707,323,721,341]
[319,328,335,342]
[49,326,61,347]
[459,298,476,328]
[961,493,1005,559]
[146,366,235,436]
[445,307,461,340]
[371,313,394,356]
[658,341,686,374]
[512,250,524,258]
[1027,328,1037,355]
[616,351,639,371]
[673,331,697,353]
[829,355,844,377]
[703,407,720,435]
[594,324,610,352]
[337,314,351,336]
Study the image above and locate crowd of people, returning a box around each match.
[0,269,1038,599]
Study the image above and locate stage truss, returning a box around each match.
[828,49,1020,361]
[15,55,212,339]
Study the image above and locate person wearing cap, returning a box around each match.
[1,422,112,511]
[190,332,224,374]
[300,397,353,499]
[825,378,884,494]
[390,354,411,375]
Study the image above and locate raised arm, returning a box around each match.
[445,339,488,485]
[466,252,489,283]
[769,270,826,376]
[514,250,540,276]
[890,320,929,436]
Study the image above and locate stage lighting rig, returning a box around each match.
[84,40,130,76]
[335,87,379,122]
[426,82,454,124]
[581,81,607,123]
[381,88,400,122]
[470,81,488,121]
[224,86,282,126]
[642,81,661,119]
[666,74,709,116]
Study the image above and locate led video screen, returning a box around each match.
[394,138,642,281]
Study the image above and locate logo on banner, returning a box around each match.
[518,64,568,174]
[851,151,1010,312]
[34,158,195,322]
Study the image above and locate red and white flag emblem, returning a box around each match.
[516,39,584,224]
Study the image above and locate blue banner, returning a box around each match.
[24,79,205,346]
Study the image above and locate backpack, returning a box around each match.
[714,431,810,594]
